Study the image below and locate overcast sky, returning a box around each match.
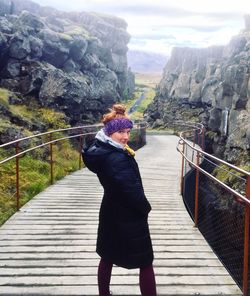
[33,0,250,56]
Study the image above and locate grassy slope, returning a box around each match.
[0,88,80,225]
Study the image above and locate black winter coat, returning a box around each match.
[82,139,153,269]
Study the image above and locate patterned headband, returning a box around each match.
[104,118,133,136]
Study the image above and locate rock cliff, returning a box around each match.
[146,15,250,164]
[0,0,134,125]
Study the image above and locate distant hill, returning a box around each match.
[127,50,168,74]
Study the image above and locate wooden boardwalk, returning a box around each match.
[0,135,242,295]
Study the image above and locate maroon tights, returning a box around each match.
[98,258,157,296]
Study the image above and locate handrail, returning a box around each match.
[177,121,249,208]
[0,131,96,165]
[0,121,146,212]
[176,121,250,296]
[179,133,250,177]
[178,147,250,205]
[0,123,103,149]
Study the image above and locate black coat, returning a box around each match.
[82,139,153,269]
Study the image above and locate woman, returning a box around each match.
[82,104,156,296]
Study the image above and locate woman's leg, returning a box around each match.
[98,257,113,296]
[139,265,157,296]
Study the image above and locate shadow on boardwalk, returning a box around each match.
[0,135,242,295]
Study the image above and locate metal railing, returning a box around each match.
[177,122,250,296]
[0,124,101,212]
[1,120,249,293]
[0,122,146,212]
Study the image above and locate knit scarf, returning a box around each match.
[124,144,135,157]
[95,129,135,157]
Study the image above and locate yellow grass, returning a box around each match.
[134,72,162,88]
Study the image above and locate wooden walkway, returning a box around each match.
[0,135,242,295]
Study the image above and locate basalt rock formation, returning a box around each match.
[0,0,134,126]
[146,15,250,165]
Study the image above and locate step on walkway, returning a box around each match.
[0,135,242,295]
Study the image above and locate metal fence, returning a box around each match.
[1,121,249,293]
[0,122,146,213]
[177,122,250,296]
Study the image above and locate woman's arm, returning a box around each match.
[104,152,151,217]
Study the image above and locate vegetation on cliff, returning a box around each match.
[0,87,81,225]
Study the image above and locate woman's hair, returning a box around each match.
[102,104,129,124]
[102,104,133,136]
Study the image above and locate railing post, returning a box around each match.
[194,151,200,227]
[15,142,20,211]
[243,176,250,296]
[78,136,83,170]
[49,133,54,185]
[201,126,205,151]
[191,129,196,163]
[180,141,185,195]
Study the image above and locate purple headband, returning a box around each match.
[104,118,133,136]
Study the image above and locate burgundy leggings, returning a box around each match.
[98,258,157,296]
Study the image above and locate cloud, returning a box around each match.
[32,0,248,54]
[104,4,192,17]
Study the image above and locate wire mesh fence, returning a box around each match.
[179,123,250,295]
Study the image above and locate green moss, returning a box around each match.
[64,25,90,39]
[0,120,12,131]
[0,121,34,148]
[0,88,10,108]
[58,32,73,42]
[241,165,250,172]
[10,105,34,121]
[213,164,249,192]
[237,152,250,167]
[206,130,217,140]
[38,108,70,129]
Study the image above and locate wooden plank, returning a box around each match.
[0,135,242,295]
[0,275,238,286]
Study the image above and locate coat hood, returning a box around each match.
[95,129,124,150]
[82,129,124,174]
